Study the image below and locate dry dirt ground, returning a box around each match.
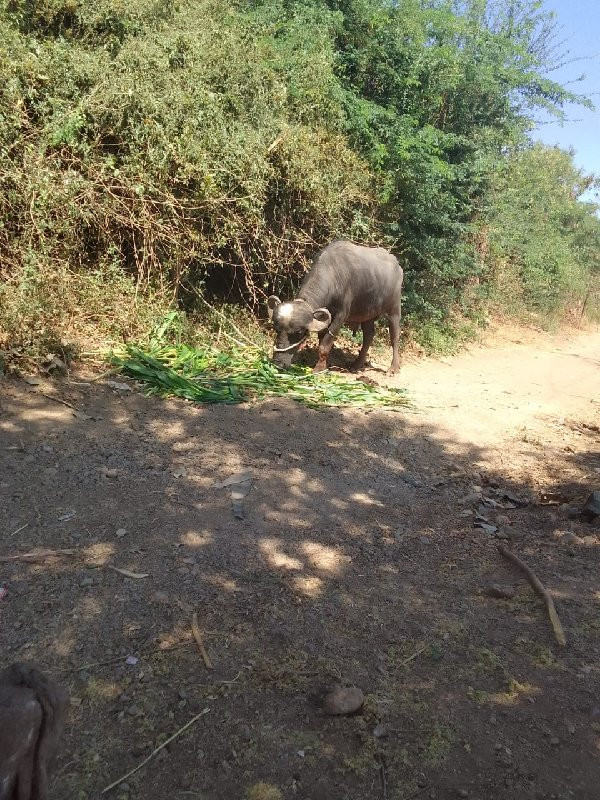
[1,324,599,800]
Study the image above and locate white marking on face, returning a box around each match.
[277,303,295,322]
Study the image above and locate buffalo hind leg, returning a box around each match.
[387,311,401,375]
[350,320,375,372]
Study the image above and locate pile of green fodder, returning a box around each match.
[112,344,409,409]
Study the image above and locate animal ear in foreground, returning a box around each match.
[0,662,70,800]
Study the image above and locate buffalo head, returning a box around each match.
[267,296,331,368]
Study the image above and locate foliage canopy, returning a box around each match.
[0,0,598,358]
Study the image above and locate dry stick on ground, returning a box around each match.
[101,708,210,794]
[0,548,78,563]
[38,392,78,410]
[398,642,430,668]
[379,759,389,800]
[498,544,566,647]
[191,612,213,669]
[9,523,29,537]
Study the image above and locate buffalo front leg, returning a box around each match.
[387,312,401,374]
[350,320,375,372]
[314,331,335,373]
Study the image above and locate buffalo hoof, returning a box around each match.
[313,361,327,373]
[349,361,366,373]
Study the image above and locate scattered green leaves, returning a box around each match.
[112,343,409,409]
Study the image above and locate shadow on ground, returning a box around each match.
[1,374,599,800]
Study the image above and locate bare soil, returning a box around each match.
[1,324,599,800]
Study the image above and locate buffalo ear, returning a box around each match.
[307,307,331,332]
[267,295,281,320]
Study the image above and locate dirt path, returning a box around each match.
[387,326,600,453]
[1,325,599,800]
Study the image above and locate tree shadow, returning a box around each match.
[1,375,599,800]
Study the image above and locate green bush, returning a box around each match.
[0,0,598,363]
[485,144,600,318]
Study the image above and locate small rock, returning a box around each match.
[475,522,498,536]
[419,536,432,545]
[152,591,169,604]
[460,492,481,505]
[562,532,584,546]
[494,742,502,751]
[240,725,252,741]
[80,577,94,588]
[565,505,581,519]
[101,467,119,479]
[115,528,127,538]
[44,353,68,374]
[550,737,560,746]
[484,584,515,600]
[495,528,511,540]
[582,491,600,519]
[373,723,390,738]
[126,704,142,717]
[42,444,54,453]
[582,535,597,547]
[119,783,130,793]
[323,685,364,716]
[458,791,469,798]
[495,514,511,526]
[107,380,132,392]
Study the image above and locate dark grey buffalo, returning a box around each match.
[268,240,403,374]
[0,663,69,800]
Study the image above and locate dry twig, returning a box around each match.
[39,392,78,410]
[0,548,77,563]
[398,642,430,668]
[379,759,389,800]
[498,544,566,646]
[191,612,213,669]
[101,708,210,793]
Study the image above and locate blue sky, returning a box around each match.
[533,0,600,200]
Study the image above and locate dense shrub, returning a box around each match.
[0,0,598,360]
